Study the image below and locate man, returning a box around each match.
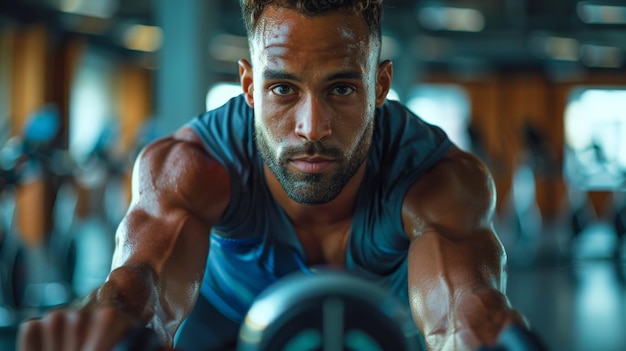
[18,1,528,350]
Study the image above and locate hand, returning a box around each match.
[17,305,144,351]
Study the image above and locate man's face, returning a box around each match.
[241,5,390,205]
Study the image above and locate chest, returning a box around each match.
[293,223,352,267]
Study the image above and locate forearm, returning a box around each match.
[107,206,212,343]
[77,264,180,344]
[407,229,526,350]
[79,265,157,322]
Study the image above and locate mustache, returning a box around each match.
[280,141,343,160]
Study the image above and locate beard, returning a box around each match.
[255,121,373,205]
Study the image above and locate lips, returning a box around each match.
[290,156,333,173]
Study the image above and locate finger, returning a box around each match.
[42,311,66,351]
[17,319,44,351]
[64,310,88,351]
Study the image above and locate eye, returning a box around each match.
[271,84,295,96]
[331,85,355,96]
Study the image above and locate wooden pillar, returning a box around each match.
[11,25,48,136]
[116,63,153,203]
[11,25,50,247]
[116,64,152,154]
[460,78,512,214]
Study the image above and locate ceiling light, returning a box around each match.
[580,44,623,68]
[577,2,626,24]
[546,37,580,61]
[530,34,580,61]
[59,0,118,19]
[123,25,163,52]
[209,34,249,62]
[418,6,485,32]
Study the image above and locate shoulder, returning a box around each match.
[375,99,451,154]
[402,147,496,240]
[131,126,231,225]
[192,94,252,129]
[189,94,255,163]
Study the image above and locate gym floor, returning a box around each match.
[503,218,626,351]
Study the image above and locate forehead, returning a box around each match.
[251,6,375,71]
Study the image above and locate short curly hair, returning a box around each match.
[240,0,383,42]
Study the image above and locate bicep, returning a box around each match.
[403,149,506,291]
[402,149,497,241]
[111,133,229,287]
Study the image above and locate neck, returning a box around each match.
[264,161,367,226]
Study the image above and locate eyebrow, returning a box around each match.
[262,70,363,82]
[263,70,298,81]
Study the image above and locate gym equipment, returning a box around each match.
[113,271,424,351]
[114,271,547,351]
[567,190,596,239]
[69,125,128,297]
[238,270,424,351]
[72,325,553,351]
[1,104,139,315]
[508,161,543,267]
[502,122,561,267]
[0,186,19,324]
[0,107,76,311]
[0,137,28,316]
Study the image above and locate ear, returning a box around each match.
[375,60,393,107]
[238,59,254,108]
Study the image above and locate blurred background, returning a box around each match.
[0,0,625,350]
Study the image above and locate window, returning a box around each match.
[206,82,242,111]
[69,48,117,163]
[406,84,471,150]
[564,88,626,190]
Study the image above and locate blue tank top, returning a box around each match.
[188,95,453,324]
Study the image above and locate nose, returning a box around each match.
[295,96,332,141]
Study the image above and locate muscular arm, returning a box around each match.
[18,128,231,350]
[106,127,231,343]
[403,148,526,351]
